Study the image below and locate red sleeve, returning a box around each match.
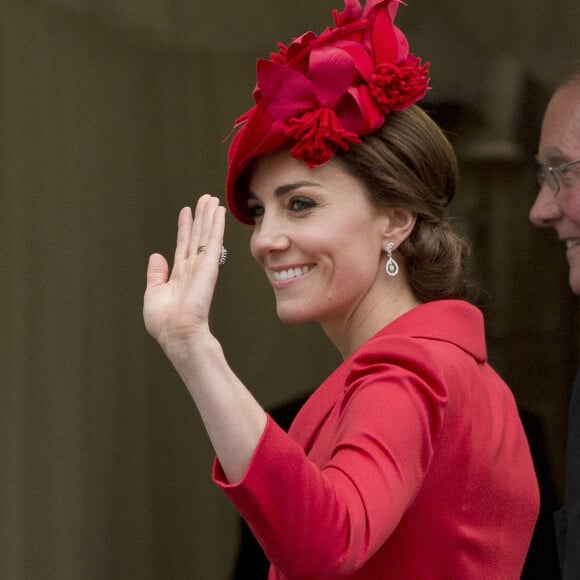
[213,337,448,578]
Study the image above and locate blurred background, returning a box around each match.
[1,0,578,578]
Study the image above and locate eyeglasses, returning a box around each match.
[537,158,580,195]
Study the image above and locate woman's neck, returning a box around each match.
[322,282,421,360]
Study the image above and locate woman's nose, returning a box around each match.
[529,184,562,227]
[250,214,291,259]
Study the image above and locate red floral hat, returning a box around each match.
[225,0,430,224]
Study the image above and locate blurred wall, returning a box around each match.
[1,0,578,578]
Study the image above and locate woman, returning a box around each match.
[144,0,539,577]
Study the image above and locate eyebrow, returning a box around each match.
[248,180,322,200]
[536,148,567,165]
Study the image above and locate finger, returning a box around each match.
[174,206,193,264]
[146,253,169,289]
[190,194,210,252]
[197,200,225,265]
[206,205,226,261]
[186,204,226,309]
[191,195,219,258]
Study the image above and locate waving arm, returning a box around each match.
[144,195,267,483]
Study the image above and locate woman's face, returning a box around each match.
[248,150,390,327]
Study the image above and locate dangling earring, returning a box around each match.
[385,242,399,277]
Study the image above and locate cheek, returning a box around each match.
[561,195,580,224]
[249,230,261,262]
[331,237,382,281]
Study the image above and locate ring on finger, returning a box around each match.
[219,246,228,266]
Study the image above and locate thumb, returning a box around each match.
[146,253,169,288]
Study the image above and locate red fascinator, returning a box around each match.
[225,0,430,224]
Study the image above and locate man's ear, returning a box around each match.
[381,207,417,248]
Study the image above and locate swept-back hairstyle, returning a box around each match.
[337,105,471,302]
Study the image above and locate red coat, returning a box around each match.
[214,300,539,579]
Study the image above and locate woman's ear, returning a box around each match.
[381,207,417,248]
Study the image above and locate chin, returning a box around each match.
[570,274,580,297]
[275,303,316,325]
[276,311,312,325]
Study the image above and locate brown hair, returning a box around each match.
[336,105,471,302]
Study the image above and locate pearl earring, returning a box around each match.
[385,242,399,277]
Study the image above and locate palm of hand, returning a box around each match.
[143,195,226,353]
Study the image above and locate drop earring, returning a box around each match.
[385,242,399,277]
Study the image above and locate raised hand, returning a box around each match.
[144,195,266,483]
[143,194,226,359]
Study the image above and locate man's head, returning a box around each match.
[529,74,580,294]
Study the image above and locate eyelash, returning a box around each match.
[248,196,317,219]
[248,204,264,219]
[288,196,316,212]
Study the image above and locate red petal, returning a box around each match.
[341,86,384,133]
[257,59,318,120]
[371,8,405,63]
[336,42,375,81]
[309,45,356,107]
[332,0,363,26]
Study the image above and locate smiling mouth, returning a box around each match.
[273,265,314,282]
[566,240,580,249]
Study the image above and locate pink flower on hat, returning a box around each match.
[286,108,362,166]
[226,0,430,224]
[362,0,430,113]
[256,37,375,168]
[370,56,430,114]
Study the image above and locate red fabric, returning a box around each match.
[214,300,539,579]
[225,0,430,224]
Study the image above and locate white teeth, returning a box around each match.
[566,240,580,249]
[273,266,313,281]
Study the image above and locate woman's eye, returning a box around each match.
[289,197,316,212]
[248,204,264,219]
